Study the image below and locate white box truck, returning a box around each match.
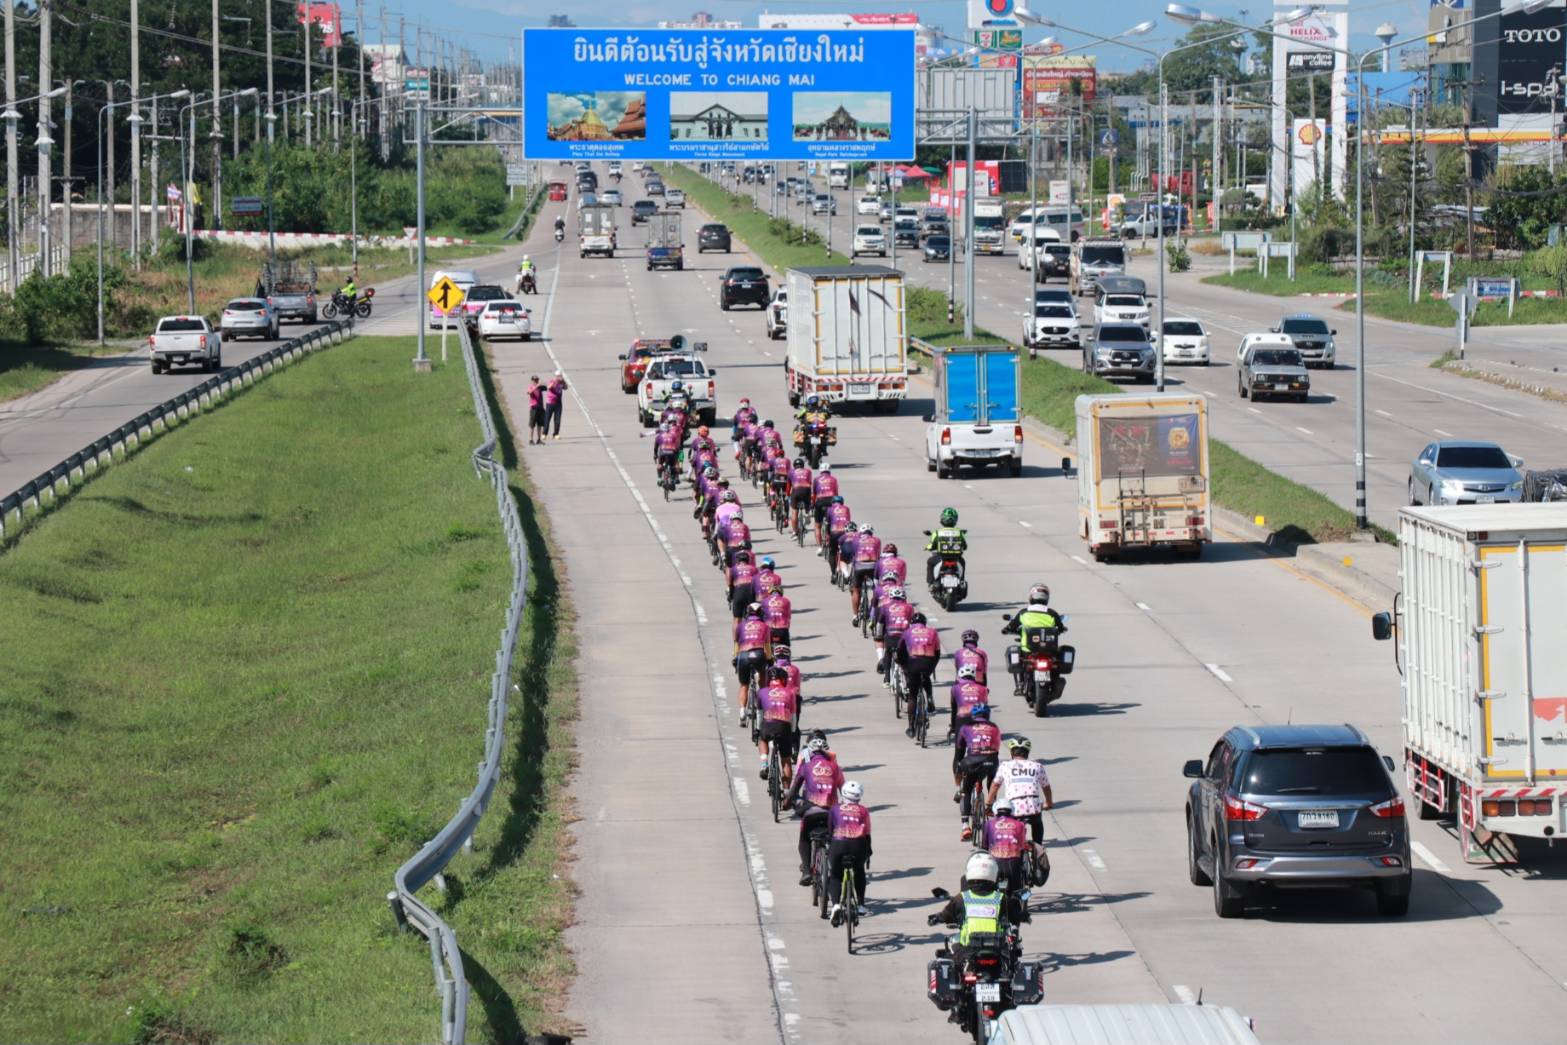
[1074,393,1210,562]
[972,199,1007,254]
[827,162,851,189]
[579,204,616,258]
[924,344,1023,478]
[784,266,908,412]
[1372,504,1567,863]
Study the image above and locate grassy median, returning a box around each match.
[661,164,852,269]
[1203,267,1567,327]
[0,335,573,1043]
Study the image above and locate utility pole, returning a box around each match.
[1409,87,1421,303]
[963,106,976,341]
[414,99,429,371]
[4,0,18,288]
[212,0,223,229]
[149,94,159,245]
[1461,79,1476,261]
[304,10,313,147]
[37,0,53,275]
[265,0,274,148]
[331,9,341,149]
[356,0,367,142]
[105,81,116,249]
[1212,76,1222,239]
[61,81,72,260]
[129,0,141,266]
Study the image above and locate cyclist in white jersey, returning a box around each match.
[987,736,1054,885]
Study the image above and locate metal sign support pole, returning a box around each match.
[414,100,429,371]
[964,107,976,341]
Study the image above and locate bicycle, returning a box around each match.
[767,739,794,824]
[746,678,762,744]
[890,659,906,720]
[832,855,864,953]
[966,779,989,844]
[911,682,932,748]
[809,829,831,918]
[792,507,807,547]
[658,458,678,502]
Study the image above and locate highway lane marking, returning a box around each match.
[1375,409,1393,418]
[1071,554,1089,565]
[1412,841,1452,875]
[1247,407,1262,415]
[1136,602,1151,612]
[1371,369,1524,419]
[1205,663,1234,683]
[1296,426,1314,435]
[1018,519,1033,528]
[1172,985,1198,1006]
[1081,848,1107,871]
[1434,428,1454,437]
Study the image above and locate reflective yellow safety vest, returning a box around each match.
[959,888,1003,945]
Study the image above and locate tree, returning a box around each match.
[1488,166,1567,251]
[1160,24,1246,95]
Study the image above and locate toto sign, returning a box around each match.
[1498,5,1567,115]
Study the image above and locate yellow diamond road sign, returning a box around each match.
[427,276,466,314]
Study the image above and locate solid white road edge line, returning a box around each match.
[1412,840,1452,875]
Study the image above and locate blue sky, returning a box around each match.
[374,0,1439,73]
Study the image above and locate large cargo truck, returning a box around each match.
[1073,393,1210,562]
[1372,504,1567,863]
[784,266,908,411]
[579,204,617,258]
[924,345,1022,479]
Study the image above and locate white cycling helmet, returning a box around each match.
[820,461,831,472]
[889,586,906,601]
[957,664,978,681]
[993,798,1014,817]
[841,780,864,803]
[965,852,999,887]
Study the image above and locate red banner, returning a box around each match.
[296,2,343,47]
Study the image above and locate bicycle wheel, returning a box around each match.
[748,684,761,744]
[769,748,782,823]
[815,844,830,919]
[892,664,905,719]
[843,869,857,954]
[916,694,929,748]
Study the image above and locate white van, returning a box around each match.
[428,269,479,329]
[827,162,851,189]
[987,1004,1260,1044]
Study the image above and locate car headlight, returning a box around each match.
[1509,480,1524,491]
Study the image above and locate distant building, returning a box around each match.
[614,97,648,139]
[672,100,767,140]
[660,12,743,29]
[547,14,576,27]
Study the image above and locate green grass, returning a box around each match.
[0,342,139,403]
[662,165,852,270]
[1202,268,1359,297]
[1204,266,1567,327]
[0,335,575,1043]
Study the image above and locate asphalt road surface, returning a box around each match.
[761,170,1567,532]
[472,170,1567,1044]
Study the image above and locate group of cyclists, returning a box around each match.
[648,380,1063,947]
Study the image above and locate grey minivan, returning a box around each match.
[1184,724,1411,918]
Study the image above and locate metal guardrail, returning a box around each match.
[0,319,356,544]
[388,318,526,1045]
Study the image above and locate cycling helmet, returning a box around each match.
[698,425,710,438]
[889,586,906,600]
[832,495,844,505]
[739,397,751,406]
[841,780,864,803]
[761,556,775,569]
[961,629,980,646]
[806,734,828,755]
[671,380,684,392]
[846,521,859,533]
[771,666,790,682]
[957,664,978,681]
[1029,583,1050,606]
[965,852,999,889]
[820,462,831,472]
[793,456,805,468]
[993,798,1014,817]
[940,507,959,527]
[762,418,774,428]
[704,466,719,478]
[881,571,900,583]
[723,490,739,503]
[1008,736,1032,754]
[717,477,731,487]
[768,583,783,596]
[806,394,820,406]
[860,525,874,536]
[746,602,763,617]
[773,643,792,661]
[970,704,991,720]
[911,611,928,625]
[734,549,751,563]
[884,543,898,556]
[657,422,670,432]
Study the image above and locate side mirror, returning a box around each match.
[1371,611,1394,642]
[1269,327,1280,333]
[1509,454,1524,469]
[1331,329,1339,335]
[922,529,933,536]
[931,887,951,900]
[1382,754,1397,774]
[706,367,717,373]
[1182,759,1203,779]
[1001,613,1014,622]
[922,413,935,423]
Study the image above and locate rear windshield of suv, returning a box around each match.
[1282,318,1330,335]
[468,285,506,301]
[1162,321,1203,336]
[727,268,764,281]
[1437,445,1511,469]
[1105,295,1144,308]
[226,299,266,312]
[158,318,207,332]
[652,358,708,378]
[1097,326,1147,343]
[1238,748,1389,796]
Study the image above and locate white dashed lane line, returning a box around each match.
[1412,841,1452,875]
[1205,663,1234,683]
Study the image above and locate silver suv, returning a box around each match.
[1183,724,1411,919]
[1083,322,1154,382]
[1272,313,1337,368]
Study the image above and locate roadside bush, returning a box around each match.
[1165,241,1192,272]
[8,258,127,344]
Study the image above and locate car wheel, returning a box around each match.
[721,299,730,311]
[1212,853,1246,918]
[1376,876,1411,917]
[1186,812,1212,886]
[1238,378,1248,399]
[1408,478,1421,506]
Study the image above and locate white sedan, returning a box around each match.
[477,299,532,341]
[857,194,882,216]
[1159,317,1211,365]
[851,225,887,257]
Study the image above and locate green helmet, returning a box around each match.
[940,508,959,527]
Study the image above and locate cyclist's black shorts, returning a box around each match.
[957,753,999,780]
[729,583,755,618]
[759,719,795,747]
[735,648,768,685]
[791,488,812,509]
[1020,811,1045,844]
[770,627,791,648]
[813,499,832,523]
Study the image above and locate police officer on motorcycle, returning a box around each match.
[1002,583,1065,696]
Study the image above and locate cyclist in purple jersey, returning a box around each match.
[874,589,914,678]
[953,630,989,686]
[787,732,843,884]
[826,781,872,922]
[727,551,758,620]
[756,666,801,782]
[732,605,772,707]
[949,665,990,738]
[761,585,792,648]
[896,613,942,725]
[954,705,1002,840]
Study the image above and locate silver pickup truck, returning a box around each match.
[148,315,223,374]
[260,260,319,324]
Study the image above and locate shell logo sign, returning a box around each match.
[1297,123,1322,146]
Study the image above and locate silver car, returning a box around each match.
[1238,345,1310,402]
[1084,322,1155,382]
[1409,440,1525,506]
[220,297,278,340]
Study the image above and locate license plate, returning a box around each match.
[1274,383,1290,391]
[499,316,515,324]
[941,575,959,588]
[1476,495,1496,504]
[1033,669,1051,680]
[975,983,1002,1003]
[848,383,875,399]
[1298,810,1340,829]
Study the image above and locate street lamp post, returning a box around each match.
[99,88,187,342]
[3,85,66,287]
[181,88,257,312]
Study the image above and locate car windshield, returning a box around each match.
[226,300,265,311]
[728,268,764,280]
[928,236,950,248]
[635,202,656,211]
[1239,748,1388,796]
[1081,245,1125,266]
[655,358,708,378]
[1098,327,1147,343]
[1105,295,1144,308]
[702,225,726,234]
[1282,318,1330,334]
[1162,321,1203,336]
[856,227,880,236]
[1437,445,1512,469]
[1251,349,1302,366]
[1036,306,1073,318]
[469,286,505,301]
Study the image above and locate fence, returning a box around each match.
[0,241,72,294]
[388,318,527,1045]
[0,320,356,545]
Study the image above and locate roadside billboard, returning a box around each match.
[1022,55,1096,118]
[522,29,916,161]
[1497,2,1567,115]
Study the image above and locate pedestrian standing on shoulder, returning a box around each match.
[527,375,545,445]
[545,371,568,440]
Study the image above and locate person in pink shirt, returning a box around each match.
[761,584,792,648]
[953,629,989,687]
[543,371,567,440]
[788,732,842,883]
[756,666,801,783]
[826,780,872,922]
[526,375,545,445]
[896,612,942,723]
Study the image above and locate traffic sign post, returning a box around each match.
[427,276,466,364]
[1449,288,1478,360]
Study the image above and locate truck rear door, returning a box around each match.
[945,354,979,424]
[982,351,1018,426]
[1478,540,1567,780]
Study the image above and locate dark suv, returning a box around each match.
[1184,724,1410,919]
[632,199,658,225]
[698,223,732,253]
[720,266,769,310]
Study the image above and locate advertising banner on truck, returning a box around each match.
[522,28,916,161]
[1098,413,1201,478]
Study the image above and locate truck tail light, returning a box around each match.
[645,382,653,394]
[1188,515,1205,526]
[707,381,715,398]
[1100,519,1117,530]
[1223,793,1267,821]
[940,427,951,445]
[199,335,209,349]
[1369,796,1405,819]
[1014,425,1023,443]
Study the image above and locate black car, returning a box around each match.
[698,223,732,253]
[577,172,598,192]
[720,266,769,310]
[632,199,658,225]
[893,227,920,249]
[922,234,951,262]
[1184,723,1411,918]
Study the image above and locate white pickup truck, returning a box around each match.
[148,315,223,374]
[636,349,717,427]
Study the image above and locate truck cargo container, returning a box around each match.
[784,266,908,411]
[924,344,1022,478]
